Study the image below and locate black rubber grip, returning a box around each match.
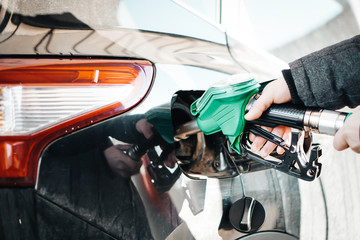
[250,103,307,129]
[126,132,162,161]
[126,144,147,161]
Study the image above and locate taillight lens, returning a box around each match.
[0,58,154,186]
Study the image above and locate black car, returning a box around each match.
[1,1,357,239]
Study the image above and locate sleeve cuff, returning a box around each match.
[281,69,303,105]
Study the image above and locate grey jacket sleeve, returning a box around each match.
[283,34,360,110]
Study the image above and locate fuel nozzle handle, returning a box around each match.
[126,132,162,161]
[246,94,350,136]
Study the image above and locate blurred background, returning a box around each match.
[218,0,359,61]
[243,0,360,62]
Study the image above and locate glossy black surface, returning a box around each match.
[0,2,302,239]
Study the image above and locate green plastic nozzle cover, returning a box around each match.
[190,76,260,154]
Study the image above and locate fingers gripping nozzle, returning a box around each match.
[242,126,322,181]
[242,93,348,180]
[246,94,349,136]
[172,77,350,181]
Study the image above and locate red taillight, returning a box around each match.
[0,58,154,186]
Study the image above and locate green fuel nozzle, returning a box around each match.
[176,75,349,181]
[189,74,350,155]
[190,74,260,154]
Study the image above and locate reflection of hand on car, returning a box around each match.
[135,118,177,169]
[104,144,143,178]
[104,119,155,178]
[135,119,154,140]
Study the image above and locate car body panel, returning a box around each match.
[0,1,304,239]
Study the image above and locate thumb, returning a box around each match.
[244,94,273,121]
[136,119,154,139]
[333,128,349,151]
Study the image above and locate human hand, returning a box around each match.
[244,76,292,157]
[248,125,292,157]
[244,76,292,120]
[104,144,143,178]
[136,118,154,139]
[333,108,360,153]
